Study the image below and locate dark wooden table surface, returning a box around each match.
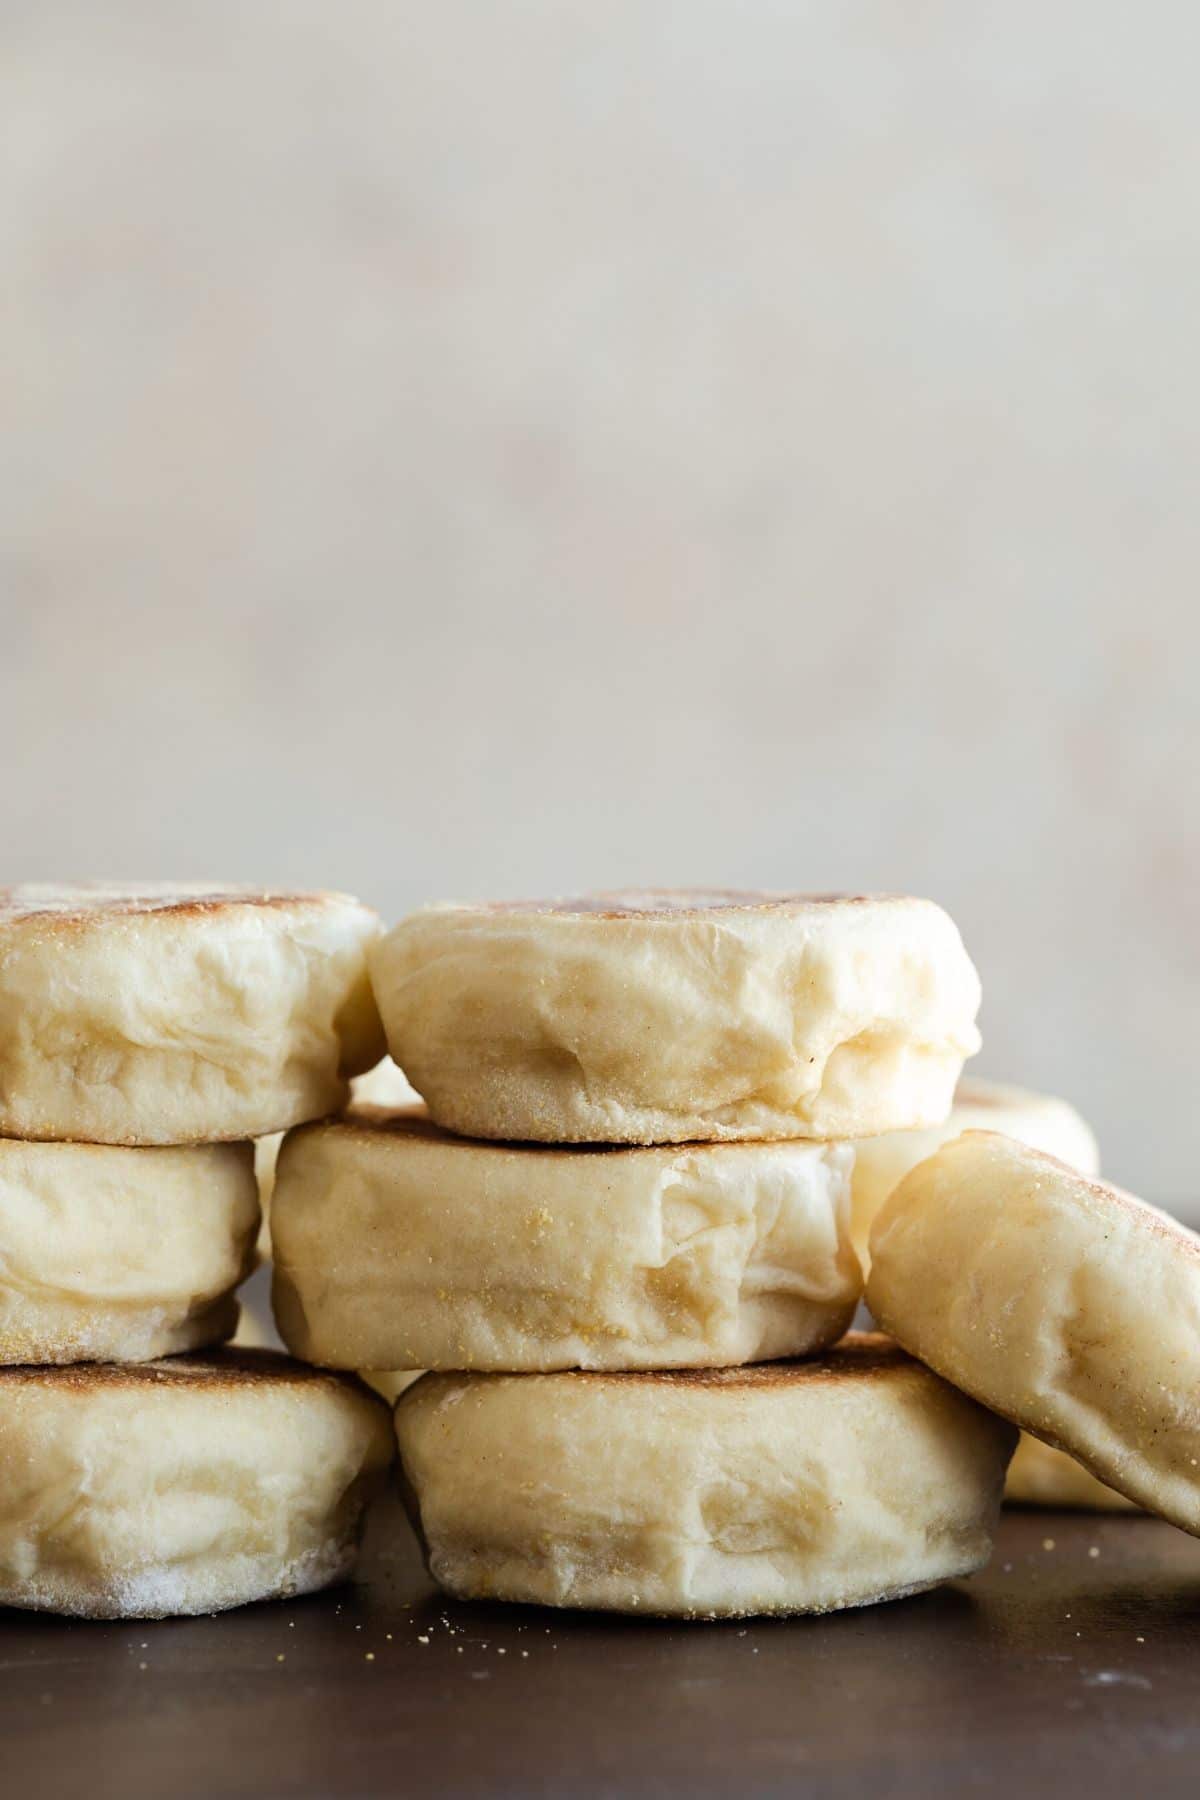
[3,1497,1200,1798]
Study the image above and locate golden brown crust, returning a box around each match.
[459,889,884,919]
[0,883,369,929]
[0,1135,256,1167]
[0,1348,377,1398]
[314,1103,826,1161]
[296,1103,443,1144]
[591,1334,905,1386]
[326,1103,613,1154]
[409,1334,905,1395]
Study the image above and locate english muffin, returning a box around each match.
[0,883,384,1144]
[272,1107,860,1372]
[868,1133,1200,1533]
[395,1334,1014,1616]
[0,1351,392,1617]
[370,891,980,1143]
[0,1135,259,1363]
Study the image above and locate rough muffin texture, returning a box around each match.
[395,1334,1014,1617]
[272,1106,861,1372]
[370,891,981,1144]
[0,1351,393,1618]
[868,1132,1200,1532]
[0,883,385,1144]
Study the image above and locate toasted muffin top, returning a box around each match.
[0,1348,381,1399]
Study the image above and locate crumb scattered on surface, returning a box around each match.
[1042,1538,1056,1551]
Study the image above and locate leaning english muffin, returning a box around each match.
[395,1334,1015,1617]
[854,1086,1110,1511]
[0,883,385,1145]
[1005,1434,1138,1512]
[271,1107,860,1372]
[868,1132,1200,1533]
[369,891,981,1144]
[0,1351,393,1618]
[851,1077,1100,1267]
[0,1137,259,1363]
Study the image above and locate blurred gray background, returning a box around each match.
[3,3,1197,1201]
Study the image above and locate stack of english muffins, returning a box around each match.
[272,891,1028,1617]
[0,884,394,1619]
[9,882,1195,1627]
